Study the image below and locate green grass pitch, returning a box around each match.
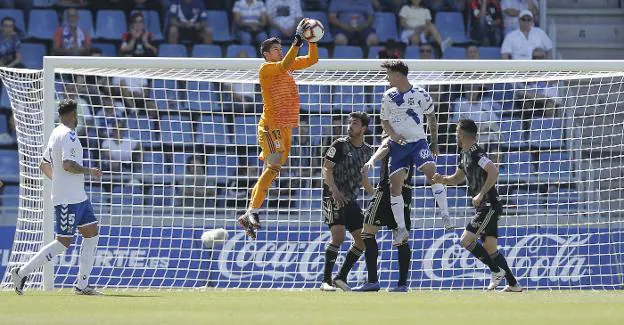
[1,290,623,325]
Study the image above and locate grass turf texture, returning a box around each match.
[1,290,623,325]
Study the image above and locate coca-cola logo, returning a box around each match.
[423,232,590,283]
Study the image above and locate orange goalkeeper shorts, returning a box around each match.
[258,126,292,165]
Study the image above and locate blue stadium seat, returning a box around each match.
[434,11,471,43]
[500,119,525,149]
[302,11,333,43]
[331,85,367,112]
[0,9,26,34]
[226,44,256,58]
[147,185,174,206]
[111,184,144,205]
[367,46,383,59]
[480,46,501,59]
[86,184,106,204]
[507,188,543,207]
[63,9,94,36]
[142,151,167,175]
[196,114,229,146]
[20,43,46,69]
[297,188,323,210]
[1,87,10,108]
[491,83,515,112]
[529,118,564,149]
[171,152,188,176]
[436,154,457,176]
[91,42,116,56]
[131,10,163,41]
[0,149,19,182]
[308,115,331,143]
[299,84,331,114]
[33,0,57,8]
[205,10,232,42]
[95,10,127,40]
[191,44,222,58]
[28,9,58,40]
[412,188,436,208]
[205,155,237,180]
[405,45,437,59]
[374,12,398,42]
[538,151,574,182]
[158,44,188,57]
[150,79,187,110]
[446,187,469,208]
[333,45,363,59]
[500,151,536,183]
[186,81,216,111]
[299,43,329,59]
[0,114,7,133]
[160,115,194,146]
[442,46,465,59]
[127,116,158,146]
[1,185,19,210]
[545,188,581,212]
[234,115,260,146]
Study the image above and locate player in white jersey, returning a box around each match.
[375,60,454,246]
[10,99,104,295]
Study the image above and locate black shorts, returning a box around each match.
[364,186,411,230]
[323,198,364,232]
[465,203,503,241]
[170,25,202,43]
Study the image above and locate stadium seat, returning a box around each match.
[111,184,144,206]
[332,45,363,59]
[500,151,536,183]
[299,43,329,58]
[196,114,229,147]
[405,45,436,59]
[127,116,158,146]
[234,115,260,146]
[91,42,116,56]
[160,115,194,146]
[299,84,331,114]
[331,85,367,112]
[434,11,471,43]
[480,46,501,60]
[0,114,7,133]
[529,118,565,149]
[302,11,333,43]
[412,188,436,208]
[205,10,233,42]
[0,149,19,182]
[95,10,127,40]
[436,154,457,176]
[374,12,399,42]
[507,188,543,207]
[131,10,163,41]
[86,184,106,204]
[28,9,58,40]
[205,155,238,180]
[538,151,574,182]
[0,9,26,34]
[63,9,94,36]
[446,187,469,208]
[142,151,167,175]
[171,152,188,176]
[226,44,256,58]
[158,44,188,57]
[297,188,323,210]
[20,43,46,69]
[1,185,19,210]
[491,83,516,112]
[1,87,10,109]
[500,119,525,149]
[442,46,465,59]
[367,46,383,59]
[191,44,222,58]
[147,185,174,206]
[186,81,216,111]
[545,187,581,212]
[33,0,56,7]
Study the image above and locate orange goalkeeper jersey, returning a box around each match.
[258,43,319,129]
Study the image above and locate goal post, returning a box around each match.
[1,56,623,290]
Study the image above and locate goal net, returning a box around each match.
[1,58,623,290]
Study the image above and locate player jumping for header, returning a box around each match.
[379,60,453,247]
[238,19,319,239]
[433,119,522,292]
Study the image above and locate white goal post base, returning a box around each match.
[0,58,622,290]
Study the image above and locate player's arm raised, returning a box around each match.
[291,41,319,70]
[433,168,466,186]
[472,157,499,207]
[259,20,311,76]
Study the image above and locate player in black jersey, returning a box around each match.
[351,136,414,292]
[434,119,522,292]
[321,111,374,292]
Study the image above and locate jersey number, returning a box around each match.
[406,109,421,125]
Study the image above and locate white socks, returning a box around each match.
[18,240,67,278]
[431,183,449,217]
[391,195,406,229]
[76,235,99,290]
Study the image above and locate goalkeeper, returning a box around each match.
[238,19,319,239]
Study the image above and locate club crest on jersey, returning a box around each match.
[420,149,431,159]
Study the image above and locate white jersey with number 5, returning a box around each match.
[380,85,435,143]
[42,124,87,206]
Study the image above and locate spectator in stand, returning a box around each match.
[121,13,158,57]
[398,0,450,54]
[469,0,503,46]
[329,0,379,47]
[167,0,213,44]
[501,0,538,34]
[451,84,502,151]
[465,44,480,59]
[500,10,551,60]
[266,0,303,40]
[233,0,269,45]
[372,0,405,12]
[62,82,94,136]
[95,96,126,137]
[424,0,465,13]
[418,42,435,59]
[0,17,23,68]
[377,39,403,59]
[53,8,92,56]
[111,74,156,116]
[100,122,141,173]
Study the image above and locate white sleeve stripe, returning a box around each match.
[478,156,492,169]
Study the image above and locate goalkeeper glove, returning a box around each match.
[293,18,309,47]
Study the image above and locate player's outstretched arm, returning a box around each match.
[39,162,53,180]
[433,169,466,186]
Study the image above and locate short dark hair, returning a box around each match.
[457,119,478,137]
[2,16,15,26]
[261,37,281,57]
[349,111,370,127]
[381,60,408,76]
[58,98,78,115]
[129,12,144,24]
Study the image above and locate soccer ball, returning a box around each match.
[201,228,228,249]
[303,19,324,43]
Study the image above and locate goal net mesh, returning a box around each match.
[1,62,623,290]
